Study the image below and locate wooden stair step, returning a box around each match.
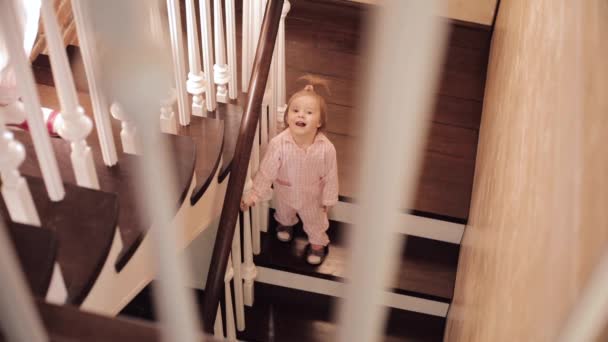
[6,222,58,298]
[120,282,445,342]
[255,209,459,302]
[238,283,446,342]
[17,299,219,342]
[176,116,224,205]
[0,176,118,305]
[12,130,197,273]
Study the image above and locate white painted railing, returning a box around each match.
[40,0,99,190]
[72,0,119,167]
[213,0,229,103]
[0,0,64,202]
[167,0,190,126]
[185,0,206,116]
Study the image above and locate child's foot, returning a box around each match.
[276,224,294,242]
[306,244,328,265]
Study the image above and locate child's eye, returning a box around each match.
[293,109,299,113]
[307,111,312,115]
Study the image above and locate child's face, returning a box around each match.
[286,95,322,138]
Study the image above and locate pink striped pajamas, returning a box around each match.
[249,130,339,246]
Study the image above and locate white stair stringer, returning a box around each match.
[80,162,227,315]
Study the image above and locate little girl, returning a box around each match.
[241,75,338,265]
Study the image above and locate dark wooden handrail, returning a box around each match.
[201,0,284,332]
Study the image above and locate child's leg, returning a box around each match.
[274,199,298,227]
[298,205,330,247]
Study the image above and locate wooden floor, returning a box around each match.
[30,0,489,221]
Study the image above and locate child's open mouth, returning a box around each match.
[295,121,306,127]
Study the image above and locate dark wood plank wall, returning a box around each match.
[277,0,491,220]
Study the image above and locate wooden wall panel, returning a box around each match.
[446,0,608,340]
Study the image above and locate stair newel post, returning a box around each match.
[0,218,47,342]
[0,116,40,226]
[213,0,229,103]
[224,255,237,340]
[0,1,65,201]
[160,88,178,134]
[231,215,246,330]
[185,0,206,116]
[200,0,217,112]
[72,0,118,167]
[167,0,191,126]
[40,0,100,190]
[241,0,251,90]
[276,0,290,131]
[110,102,140,155]
[225,0,239,100]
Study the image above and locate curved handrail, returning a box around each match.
[201,0,284,332]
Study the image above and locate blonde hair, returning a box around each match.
[284,75,330,130]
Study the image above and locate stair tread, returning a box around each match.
[238,283,445,342]
[0,176,118,305]
[176,116,224,204]
[6,222,58,298]
[13,130,197,273]
[255,211,459,301]
[31,299,218,342]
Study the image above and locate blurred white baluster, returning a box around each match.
[269,51,278,137]
[213,0,229,103]
[225,0,238,100]
[199,0,217,111]
[72,0,118,167]
[0,0,64,201]
[111,102,140,155]
[0,217,47,342]
[185,0,206,116]
[224,255,236,340]
[231,216,245,330]
[276,1,290,131]
[0,116,40,226]
[251,121,262,253]
[40,0,99,189]
[167,0,190,126]
[160,88,178,134]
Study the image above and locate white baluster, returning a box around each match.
[0,0,65,202]
[185,0,206,116]
[214,305,224,338]
[241,0,251,91]
[0,117,40,226]
[269,51,279,137]
[231,216,245,331]
[213,0,229,103]
[110,102,140,155]
[199,0,217,111]
[167,0,190,126]
[160,88,178,135]
[224,255,236,340]
[276,1,290,131]
[40,0,99,190]
[251,122,262,254]
[242,177,257,306]
[72,0,118,167]
[225,0,238,100]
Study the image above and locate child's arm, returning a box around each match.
[321,143,339,208]
[241,138,282,210]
